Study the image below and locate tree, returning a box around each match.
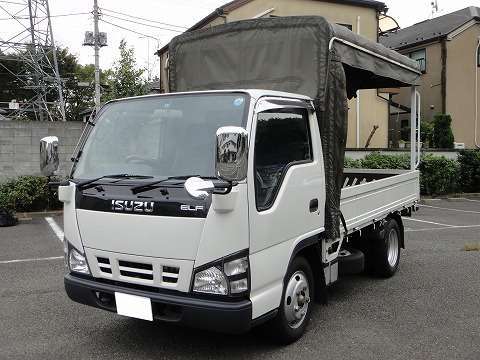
[432,114,454,149]
[103,40,147,101]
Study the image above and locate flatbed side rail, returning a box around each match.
[340,170,420,234]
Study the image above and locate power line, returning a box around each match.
[99,18,158,40]
[101,13,183,33]
[0,1,25,5]
[0,11,91,21]
[100,7,188,30]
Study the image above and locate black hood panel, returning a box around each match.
[76,184,211,218]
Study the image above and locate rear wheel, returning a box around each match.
[268,256,314,344]
[369,218,401,277]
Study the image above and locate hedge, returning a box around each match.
[344,151,480,196]
[0,176,62,212]
[418,154,458,195]
[457,150,480,193]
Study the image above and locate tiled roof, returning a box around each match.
[380,6,480,50]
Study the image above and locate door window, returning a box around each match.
[254,108,312,210]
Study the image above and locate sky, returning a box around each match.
[1,0,479,80]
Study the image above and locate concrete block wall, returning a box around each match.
[0,121,84,181]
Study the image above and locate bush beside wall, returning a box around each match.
[0,176,62,212]
[457,150,480,193]
[418,154,458,195]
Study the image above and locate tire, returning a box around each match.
[267,256,315,344]
[370,218,401,278]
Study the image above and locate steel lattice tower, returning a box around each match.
[0,0,66,121]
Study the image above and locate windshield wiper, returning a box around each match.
[76,174,154,191]
[131,175,205,195]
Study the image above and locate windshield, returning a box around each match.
[73,93,249,180]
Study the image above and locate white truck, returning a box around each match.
[40,17,422,344]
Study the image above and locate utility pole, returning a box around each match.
[93,0,101,112]
[83,1,107,113]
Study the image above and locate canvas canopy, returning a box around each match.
[168,16,420,239]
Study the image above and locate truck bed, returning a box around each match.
[340,169,420,233]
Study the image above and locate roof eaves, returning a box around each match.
[323,0,387,12]
[392,35,446,52]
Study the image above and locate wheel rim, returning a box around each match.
[387,228,399,267]
[284,270,310,329]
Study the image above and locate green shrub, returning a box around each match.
[344,157,362,168]
[344,152,461,195]
[420,120,434,147]
[419,154,458,195]
[360,152,410,170]
[0,176,62,212]
[458,149,480,193]
[432,114,454,149]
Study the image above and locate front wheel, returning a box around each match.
[267,256,314,344]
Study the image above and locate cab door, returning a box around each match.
[247,97,325,317]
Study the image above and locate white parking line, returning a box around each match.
[405,224,480,232]
[402,217,454,227]
[449,198,480,203]
[419,204,480,214]
[0,256,63,264]
[45,217,64,242]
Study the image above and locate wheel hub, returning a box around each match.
[387,228,399,267]
[284,271,310,328]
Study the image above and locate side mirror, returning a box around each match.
[215,126,248,182]
[40,136,59,176]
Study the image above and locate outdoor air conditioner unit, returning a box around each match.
[454,142,465,149]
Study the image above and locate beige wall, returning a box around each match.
[445,23,480,149]
[392,22,480,149]
[159,0,389,147]
[395,42,443,121]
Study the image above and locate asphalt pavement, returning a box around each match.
[1,198,479,360]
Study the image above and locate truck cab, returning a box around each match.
[50,90,328,340]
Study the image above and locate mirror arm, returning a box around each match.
[48,179,70,190]
[212,180,236,195]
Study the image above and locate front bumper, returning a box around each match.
[64,274,252,334]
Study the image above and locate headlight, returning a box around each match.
[68,245,90,275]
[193,266,228,295]
[192,251,249,296]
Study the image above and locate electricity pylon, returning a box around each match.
[0,0,66,121]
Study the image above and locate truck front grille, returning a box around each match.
[161,265,179,284]
[97,257,112,274]
[87,249,192,292]
[94,257,180,285]
[119,260,154,281]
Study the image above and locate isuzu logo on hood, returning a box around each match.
[111,200,154,213]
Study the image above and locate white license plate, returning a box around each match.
[114,292,153,321]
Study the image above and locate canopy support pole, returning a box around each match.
[410,86,417,170]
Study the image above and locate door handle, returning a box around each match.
[309,198,318,213]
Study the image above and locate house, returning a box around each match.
[380,7,480,149]
[155,0,393,148]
